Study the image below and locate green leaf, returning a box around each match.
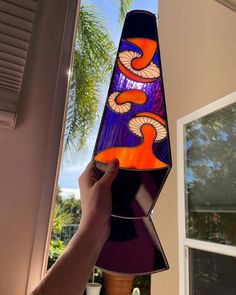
[119,0,132,22]
[64,5,116,152]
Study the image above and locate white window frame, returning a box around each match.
[25,0,79,293]
[177,91,236,295]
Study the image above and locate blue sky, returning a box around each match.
[59,0,158,198]
[85,0,158,44]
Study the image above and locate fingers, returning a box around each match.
[79,158,119,190]
[79,161,97,189]
[99,158,119,187]
[84,160,94,173]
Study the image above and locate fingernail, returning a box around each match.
[111,158,119,168]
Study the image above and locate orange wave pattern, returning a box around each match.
[95,124,168,170]
[117,38,160,83]
[108,89,147,114]
[128,38,157,70]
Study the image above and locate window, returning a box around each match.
[177,91,236,295]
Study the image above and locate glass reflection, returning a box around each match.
[96,216,168,275]
[189,249,236,295]
[111,168,169,217]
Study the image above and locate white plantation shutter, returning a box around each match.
[0,0,37,128]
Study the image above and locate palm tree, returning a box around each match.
[64,1,133,152]
[48,203,73,268]
[119,0,133,22]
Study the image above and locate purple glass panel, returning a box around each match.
[95,42,170,165]
[96,216,168,275]
[93,10,172,218]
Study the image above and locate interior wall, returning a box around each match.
[0,1,78,294]
[151,1,236,294]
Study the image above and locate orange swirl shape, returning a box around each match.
[94,112,168,170]
[108,89,147,114]
[117,38,160,83]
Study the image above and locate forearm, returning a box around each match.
[31,159,118,295]
[31,224,107,295]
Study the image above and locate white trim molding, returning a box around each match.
[25,0,79,293]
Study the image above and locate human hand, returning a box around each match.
[78,159,119,240]
[30,159,119,295]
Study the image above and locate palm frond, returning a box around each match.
[64,5,116,152]
[119,0,132,22]
[52,205,73,234]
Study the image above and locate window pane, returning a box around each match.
[189,249,236,295]
[184,102,236,245]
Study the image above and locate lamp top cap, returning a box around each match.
[121,10,158,40]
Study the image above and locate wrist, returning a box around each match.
[77,217,110,244]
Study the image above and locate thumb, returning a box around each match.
[99,158,119,187]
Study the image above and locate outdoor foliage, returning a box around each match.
[58,194,81,224]
[119,0,133,22]
[48,240,66,269]
[190,249,236,295]
[52,204,73,234]
[64,5,116,152]
[47,190,81,269]
[133,275,151,295]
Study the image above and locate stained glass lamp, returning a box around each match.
[93,10,172,274]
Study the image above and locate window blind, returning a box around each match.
[0,0,37,128]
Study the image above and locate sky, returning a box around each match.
[59,0,158,199]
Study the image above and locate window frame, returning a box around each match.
[25,0,80,293]
[177,91,236,295]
